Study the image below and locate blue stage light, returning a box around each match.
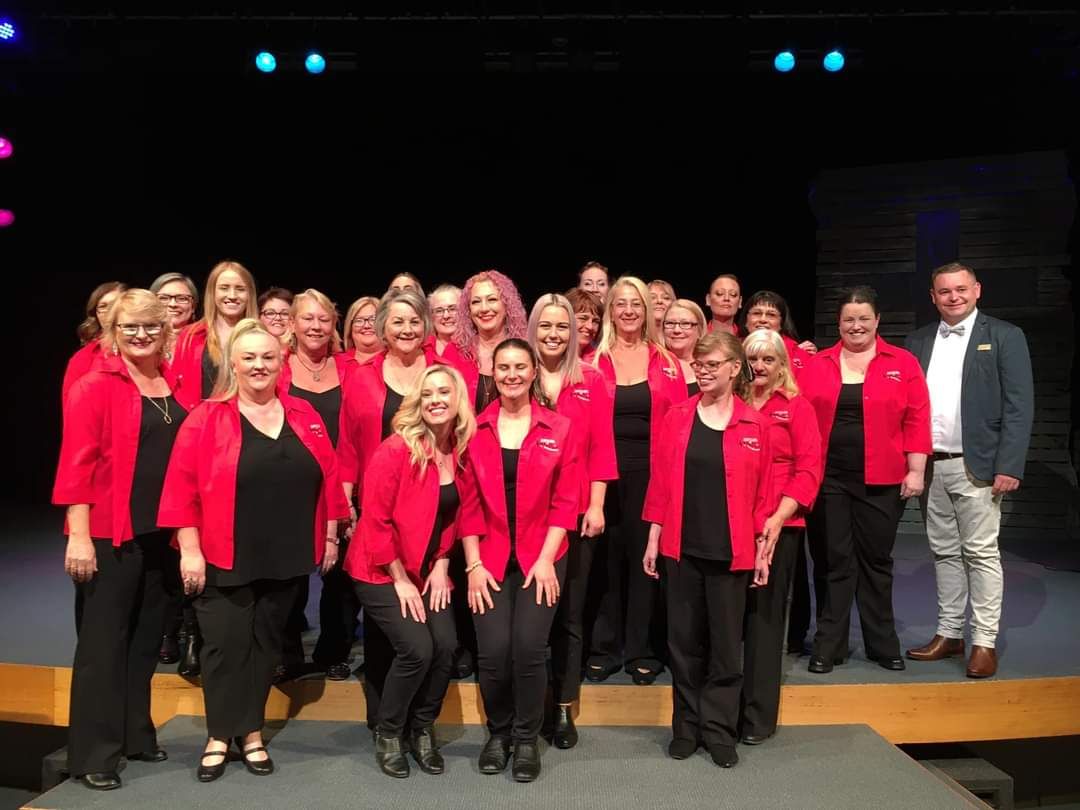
[255,51,277,73]
[304,52,326,75]
[0,19,16,42]
[773,51,796,73]
[823,49,845,73]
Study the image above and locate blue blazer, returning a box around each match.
[905,312,1033,481]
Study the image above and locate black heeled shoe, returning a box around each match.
[512,741,541,783]
[178,623,202,677]
[478,735,511,775]
[409,727,444,775]
[159,633,179,664]
[552,704,578,749]
[197,747,228,783]
[79,771,121,790]
[233,737,274,776]
[374,732,409,778]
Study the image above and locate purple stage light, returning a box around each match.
[0,137,12,159]
[0,210,14,228]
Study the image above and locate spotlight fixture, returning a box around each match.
[0,18,15,42]
[254,51,277,73]
[0,136,11,160]
[304,52,326,75]
[773,50,796,73]
[823,49,845,73]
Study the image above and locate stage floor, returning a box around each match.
[5,503,1078,686]
[27,718,980,810]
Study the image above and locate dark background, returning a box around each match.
[2,5,1079,503]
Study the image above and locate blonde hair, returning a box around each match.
[100,289,173,361]
[210,318,280,401]
[391,364,476,474]
[694,331,749,400]
[596,275,676,367]
[375,289,432,345]
[663,298,707,355]
[343,296,381,351]
[290,288,343,354]
[182,260,258,367]
[527,293,584,388]
[742,327,798,400]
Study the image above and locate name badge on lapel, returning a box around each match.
[977,344,992,351]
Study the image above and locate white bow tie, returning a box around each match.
[939,323,966,338]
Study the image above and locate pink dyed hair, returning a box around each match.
[452,269,528,361]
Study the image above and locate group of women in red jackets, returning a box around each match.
[54,259,931,790]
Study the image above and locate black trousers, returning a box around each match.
[313,539,361,667]
[68,532,171,776]
[589,467,665,672]
[355,581,457,737]
[806,478,904,662]
[361,609,394,729]
[550,528,593,703]
[740,528,801,738]
[194,577,300,740]
[664,555,748,748]
[786,535,815,649]
[448,543,478,662]
[281,573,310,670]
[473,556,567,743]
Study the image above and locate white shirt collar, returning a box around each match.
[938,307,979,334]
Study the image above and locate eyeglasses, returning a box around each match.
[116,323,164,337]
[261,309,290,321]
[158,294,194,305]
[432,307,456,317]
[690,358,734,374]
[663,320,698,332]
[352,316,376,328]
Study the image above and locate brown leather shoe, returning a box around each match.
[906,635,965,662]
[966,645,998,678]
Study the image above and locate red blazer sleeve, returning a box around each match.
[781,397,823,510]
[456,453,487,538]
[642,410,676,525]
[548,426,581,532]
[358,441,401,568]
[318,428,350,522]
[52,375,106,505]
[902,355,933,455]
[157,404,207,529]
[752,419,773,536]
[337,376,361,486]
[586,370,618,484]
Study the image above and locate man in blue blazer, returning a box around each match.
[903,262,1033,678]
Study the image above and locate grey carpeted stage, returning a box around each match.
[27,718,980,809]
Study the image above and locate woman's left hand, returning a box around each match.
[760,515,784,564]
[798,340,819,355]
[751,542,770,589]
[423,568,452,613]
[523,558,560,607]
[320,540,339,575]
[582,504,605,538]
[900,470,925,500]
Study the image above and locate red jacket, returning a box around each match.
[800,336,932,485]
[554,365,618,513]
[642,395,771,571]
[62,342,104,404]
[437,341,481,404]
[158,394,350,569]
[275,351,354,396]
[168,322,210,411]
[344,434,482,588]
[337,347,442,487]
[53,354,177,546]
[458,400,580,581]
[595,344,687,474]
[782,335,813,381]
[756,390,822,529]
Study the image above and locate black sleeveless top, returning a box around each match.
[130,395,188,536]
[289,383,342,447]
[613,381,651,472]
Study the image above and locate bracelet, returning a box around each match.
[326,537,340,546]
[464,560,484,574]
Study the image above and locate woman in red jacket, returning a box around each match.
[427,284,461,358]
[343,295,382,369]
[170,260,258,411]
[589,276,686,685]
[705,274,742,336]
[62,281,127,403]
[642,331,770,769]
[158,319,348,783]
[346,364,478,778]
[566,288,603,366]
[799,286,931,674]
[662,298,708,396]
[527,293,618,749]
[461,339,579,782]
[53,289,182,791]
[738,328,822,746]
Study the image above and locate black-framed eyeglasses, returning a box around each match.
[261,309,290,321]
[116,323,164,337]
[352,316,376,328]
[158,294,194,305]
[663,320,698,332]
[432,307,456,317]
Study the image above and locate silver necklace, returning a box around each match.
[296,352,329,382]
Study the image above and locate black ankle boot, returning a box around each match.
[179,623,201,677]
[374,732,410,778]
[409,727,444,775]
[552,704,578,749]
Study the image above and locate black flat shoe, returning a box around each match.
[512,741,541,783]
[708,744,739,768]
[869,655,906,671]
[551,704,578,750]
[127,748,168,762]
[178,626,202,677]
[584,662,621,682]
[667,738,697,760]
[79,771,121,790]
[233,738,274,776]
[478,735,511,774]
[740,732,773,746]
[374,732,409,778]
[409,727,444,775]
[451,647,474,680]
[325,662,351,681]
[197,749,228,783]
[808,656,833,673]
[159,633,179,664]
[631,668,658,685]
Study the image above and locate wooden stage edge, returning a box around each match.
[3,662,1079,745]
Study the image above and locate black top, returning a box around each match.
[502,448,520,567]
[825,383,865,480]
[130,395,188,536]
[207,415,323,587]
[200,347,218,401]
[289,383,341,447]
[613,381,651,472]
[680,411,732,561]
[421,482,460,577]
[686,381,700,397]
[381,387,405,441]
[476,374,496,414]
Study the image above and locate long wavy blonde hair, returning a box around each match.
[742,327,799,400]
[180,260,258,367]
[210,318,280,401]
[596,275,676,367]
[391,364,477,474]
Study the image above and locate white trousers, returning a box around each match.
[922,457,1003,649]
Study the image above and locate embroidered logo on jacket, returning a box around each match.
[792,357,804,369]
[884,370,902,382]
[771,410,790,421]
[741,437,761,452]
[537,438,559,452]
[572,387,590,402]
[662,365,678,380]
[309,423,325,438]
